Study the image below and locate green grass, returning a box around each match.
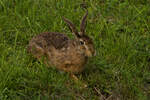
[0,0,150,99]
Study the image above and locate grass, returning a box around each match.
[0,0,150,99]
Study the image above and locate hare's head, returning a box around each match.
[63,11,95,57]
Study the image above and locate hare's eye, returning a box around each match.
[80,41,84,45]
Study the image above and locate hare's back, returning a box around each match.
[32,32,69,49]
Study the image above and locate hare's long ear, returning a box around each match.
[63,17,80,38]
[80,11,88,35]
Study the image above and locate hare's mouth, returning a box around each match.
[85,50,93,57]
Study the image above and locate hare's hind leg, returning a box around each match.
[70,74,78,81]
[70,74,87,88]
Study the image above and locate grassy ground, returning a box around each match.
[0,0,150,100]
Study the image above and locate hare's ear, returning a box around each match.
[63,17,81,38]
[80,11,88,35]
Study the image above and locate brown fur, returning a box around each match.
[29,32,69,49]
[27,11,95,73]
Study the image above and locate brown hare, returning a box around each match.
[27,11,95,75]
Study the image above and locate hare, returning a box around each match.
[27,11,95,74]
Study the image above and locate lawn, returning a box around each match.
[0,0,150,100]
